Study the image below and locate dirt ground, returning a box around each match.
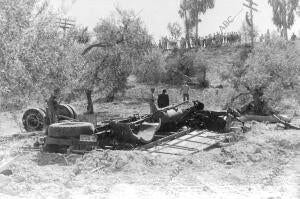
[0,101,299,199]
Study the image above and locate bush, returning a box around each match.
[163,50,196,85]
[177,52,196,76]
[223,37,300,114]
[194,51,209,88]
[134,49,166,84]
[163,55,184,85]
[197,78,210,88]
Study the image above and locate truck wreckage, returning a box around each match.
[22,100,298,155]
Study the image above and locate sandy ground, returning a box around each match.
[0,102,299,199]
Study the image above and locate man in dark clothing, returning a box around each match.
[291,33,297,41]
[47,88,61,124]
[157,89,169,108]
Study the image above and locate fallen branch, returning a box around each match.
[272,114,300,130]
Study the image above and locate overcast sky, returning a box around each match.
[51,0,300,41]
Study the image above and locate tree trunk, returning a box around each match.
[184,11,191,49]
[85,89,94,114]
[203,68,206,82]
[195,13,199,45]
[283,1,288,41]
[283,27,288,41]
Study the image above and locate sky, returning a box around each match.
[51,0,300,41]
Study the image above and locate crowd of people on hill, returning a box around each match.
[159,32,242,50]
[191,32,241,48]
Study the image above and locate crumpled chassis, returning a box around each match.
[42,101,240,153]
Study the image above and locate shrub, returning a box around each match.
[223,37,300,114]
[163,50,196,85]
[194,51,209,88]
[134,49,166,84]
[163,55,184,85]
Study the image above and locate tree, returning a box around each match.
[240,21,258,44]
[167,22,182,42]
[268,0,299,40]
[82,8,153,105]
[178,0,215,48]
[0,0,87,110]
[179,0,192,48]
[189,0,215,40]
[223,38,300,114]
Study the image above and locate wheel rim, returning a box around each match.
[56,104,74,119]
[25,113,43,130]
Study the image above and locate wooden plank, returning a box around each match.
[273,114,300,130]
[177,139,211,146]
[150,151,182,156]
[141,129,192,150]
[150,130,231,156]
[164,144,199,151]
[152,130,207,152]
[176,138,211,145]
[195,135,222,141]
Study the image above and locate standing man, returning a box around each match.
[181,82,190,102]
[291,33,297,41]
[157,89,170,108]
[47,88,61,124]
[149,88,157,114]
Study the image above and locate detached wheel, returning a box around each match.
[22,108,46,132]
[56,104,74,120]
[48,122,94,138]
[65,104,78,119]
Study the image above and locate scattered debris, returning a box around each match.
[39,101,244,154]
[0,169,12,176]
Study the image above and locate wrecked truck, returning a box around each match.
[40,101,242,153]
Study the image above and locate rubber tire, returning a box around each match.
[56,104,74,120]
[65,104,78,119]
[22,108,46,132]
[48,122,94,138]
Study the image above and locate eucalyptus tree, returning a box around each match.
[189,0,215,40]
[167,22,182,43]
[179,0,192,48]
[268,0,299,40]
[178,0,215,48]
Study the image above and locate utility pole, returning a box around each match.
[56,18,75,37]
[243,0,258,47]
